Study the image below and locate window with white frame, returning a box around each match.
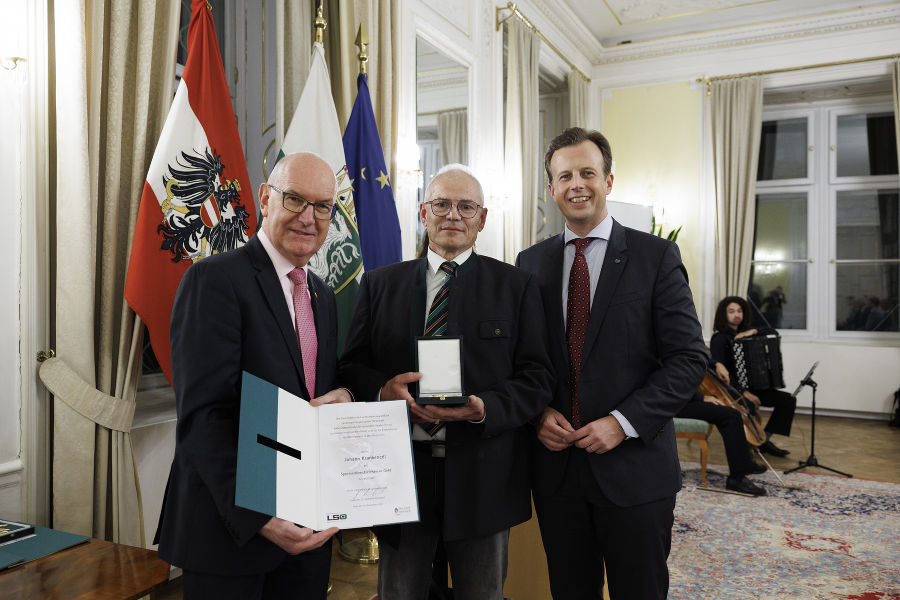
[750,92,899,337]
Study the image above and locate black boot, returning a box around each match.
[726,476,767,496]
[759,440,789,457]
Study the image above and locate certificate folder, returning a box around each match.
[236,371,419,530]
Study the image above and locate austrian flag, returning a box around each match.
[124,0,256,383]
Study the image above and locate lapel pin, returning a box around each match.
[614,258,622,264]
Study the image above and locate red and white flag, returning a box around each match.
[125,0,256,384]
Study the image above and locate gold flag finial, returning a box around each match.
[355,23,369,75]
[315,1,327,44]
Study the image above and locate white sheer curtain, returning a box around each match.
[568,71,589,127]
[47,0,179,545]
[438,109,467,165]
[503,18,540,262]
[710,76,764,299]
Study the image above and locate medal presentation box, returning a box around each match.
[415,336,468,406]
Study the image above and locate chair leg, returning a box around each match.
[698,439,708,488]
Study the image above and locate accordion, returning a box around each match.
[732,333,785,391]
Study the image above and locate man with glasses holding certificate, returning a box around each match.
[340,164,553,600]
[156,153,351,599]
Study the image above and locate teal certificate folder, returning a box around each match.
[235,371,419,530]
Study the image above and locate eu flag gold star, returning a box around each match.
[376,170,390,189]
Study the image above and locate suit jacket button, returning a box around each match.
[494,328,501,336]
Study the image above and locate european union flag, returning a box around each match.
[343,74,402,270]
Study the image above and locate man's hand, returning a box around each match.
[259,517,338,555]
[714,362,730,384]
[417,395,485,424]
[568,415,626,454]
[380,372,433,423]
[534,406,576,451]
[743,390,761,408]
[310,388,353,406]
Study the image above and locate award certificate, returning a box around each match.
[236,372,419,530]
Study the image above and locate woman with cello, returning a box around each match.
[676,358,768,496]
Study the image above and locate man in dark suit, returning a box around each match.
[516,128,707,599]
[339,165,553,600]
[155,153,352,599]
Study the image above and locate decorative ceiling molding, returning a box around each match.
[595,4,900,64]
[603,0,776,26]
[526,0,604,66]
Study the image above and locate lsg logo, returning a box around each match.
[327,514,347,521]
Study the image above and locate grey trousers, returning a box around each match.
[377,523,510,600]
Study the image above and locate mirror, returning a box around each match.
[416,36,469,247]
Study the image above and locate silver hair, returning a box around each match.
[269,152,338,196]
[426,163,485,206]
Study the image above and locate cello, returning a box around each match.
[697,368,765,447]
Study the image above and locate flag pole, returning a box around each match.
[315,0,326,43]
[355,23,368,75]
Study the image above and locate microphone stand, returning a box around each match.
[784,374,852,477]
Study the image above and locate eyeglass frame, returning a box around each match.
[268,184,337,220]
[424,199,483,219]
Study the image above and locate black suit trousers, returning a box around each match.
[533,450,675,600]
[752,388,796,437]
[677,401,755,477]
[182,541,332,600]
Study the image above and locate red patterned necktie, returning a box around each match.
[566,238,594,429]
[289,267,317,399]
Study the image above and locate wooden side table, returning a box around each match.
[0,537,170,600]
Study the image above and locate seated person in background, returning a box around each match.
[709,296,797,457]
[676,390,767,496]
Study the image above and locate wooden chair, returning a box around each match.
[674,418,714,488]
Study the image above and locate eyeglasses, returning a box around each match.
[425,199,482,219]
[268,184,336,220]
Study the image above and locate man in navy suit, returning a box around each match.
[516,128,707,599]
[155,153,351,599]
[340,165,553,600]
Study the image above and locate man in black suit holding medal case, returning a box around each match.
[340,164,553,600]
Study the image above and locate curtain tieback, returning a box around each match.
[38,357,135,432]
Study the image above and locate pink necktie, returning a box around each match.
[289,268,317,399]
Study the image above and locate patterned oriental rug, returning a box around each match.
[670,465,900,600]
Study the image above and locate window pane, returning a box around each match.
[758,118,807,180]
[836,112,898,177]
[753,192,808,260]
[748,263,807,330]
[835,263,899,332]
[836,189,899,260]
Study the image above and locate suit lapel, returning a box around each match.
[543,235,568,366]
[582,220,628,363]
[247,236,306,385]
[409,259,427,338]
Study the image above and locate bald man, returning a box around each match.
[156,153,352,599]
[339,164,553,600]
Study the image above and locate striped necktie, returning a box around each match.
[424,261,457,337]
[424,260,457,437]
